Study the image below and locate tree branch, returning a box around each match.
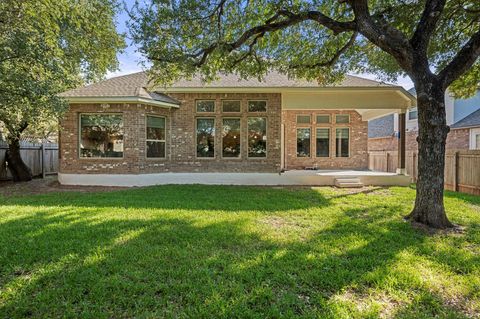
[151,9,356,68]
[439,29,480,89]
[410,0,446,53]
[289,31,358,69]
[346,0,413,72]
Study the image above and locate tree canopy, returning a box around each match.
[0,0,125,139]
[130,0,479,97]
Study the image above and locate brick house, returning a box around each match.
[368,89,480,152]
[58,71,415,186]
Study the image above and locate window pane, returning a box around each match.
[222,100,241,112]
[248,117,267,157]
[248,100,267,112]
[147,141,165,158]
[297,128,310,157]
[196,100,215,112]
[336,128,349,157]
[146,116,165,141]
[476,134,480,149]
[80,114,123,158]
[197,118,215,157]
[297,115,311,124]
[409,108,418,120]
[316,128,330,157]
[316,115,330,124]
[222,119,241,157]
[336,114,350,123]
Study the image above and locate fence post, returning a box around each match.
[41,143,46,179]
[453,151,459,192]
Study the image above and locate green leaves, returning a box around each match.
[130,0,479,94]
[0,0,125,139]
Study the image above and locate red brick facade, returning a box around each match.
[282,110,369,169]
[368,129,470,152]
[60,93,282,174]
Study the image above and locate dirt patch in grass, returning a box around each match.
[0,176,127,197]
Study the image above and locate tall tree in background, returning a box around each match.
[130,0,479,229]
[0,0,124,181]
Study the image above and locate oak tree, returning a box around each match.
[0,0,124,181]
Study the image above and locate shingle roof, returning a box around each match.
[59,72,180,105]
[450,108,480,129]
[168,71,393,88]
[60,71,394,100]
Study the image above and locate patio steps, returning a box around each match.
[334,177,364,188]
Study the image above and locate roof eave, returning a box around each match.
[63,96,180,109]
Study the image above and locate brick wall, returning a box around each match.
[368,128,470,152]
[60,93,282,174]
[282,110,368,170]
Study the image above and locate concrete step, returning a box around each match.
[334,177,364,188]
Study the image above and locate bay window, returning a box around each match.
[146,116,166,158]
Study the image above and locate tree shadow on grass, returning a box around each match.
[3,202,465,318]
[0,185,331,213]
[0,188,475,318]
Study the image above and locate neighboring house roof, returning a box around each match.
[450,108,480,129]
[368,114,395,138]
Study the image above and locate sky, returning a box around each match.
[109,2,415,90]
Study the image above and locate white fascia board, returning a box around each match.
[65,96,180,108]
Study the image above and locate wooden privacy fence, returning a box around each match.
[0,141,59,180]
[369,150,480,195]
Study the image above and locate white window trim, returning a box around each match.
[196,100,216,113]
[470,128,480,150]
[146,115,166,159]
[247,117,268,159]
[247,100,268,113]
[221,100,241,113]
[296,127,311,158]
[335,114,350,124]
[221,117,242,159]
[296,114,311,125]
[195,117,216,159]
[315,127,330,158]
[78,113,124,159]
[335,127,350,158]
[316,114,331,124]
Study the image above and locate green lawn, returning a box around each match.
[0,185,479,318]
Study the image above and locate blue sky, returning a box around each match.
[109,2,414,89]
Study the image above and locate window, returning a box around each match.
[222,100,241,112]
[146,116,166,158]
[248,100,267,112]
[297,128,311,157]
[316,115,330,124]
[336,128,349,157]
[336,114,350,124]
[247,117,267,157]
[296,115,311,124]
[80,114,123,158]
[476,134,480,150]
[316,128,330,157]
[409,108,418,120]
[196,118,215,157]
[196,100,215,113]
[222,118,241,158]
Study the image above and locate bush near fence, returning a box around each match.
[368,150,480,195]
[0,140,59,180]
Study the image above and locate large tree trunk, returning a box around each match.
[406,80,453,229]
[6,136,32,182]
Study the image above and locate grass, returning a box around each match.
[0,185,479,318]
